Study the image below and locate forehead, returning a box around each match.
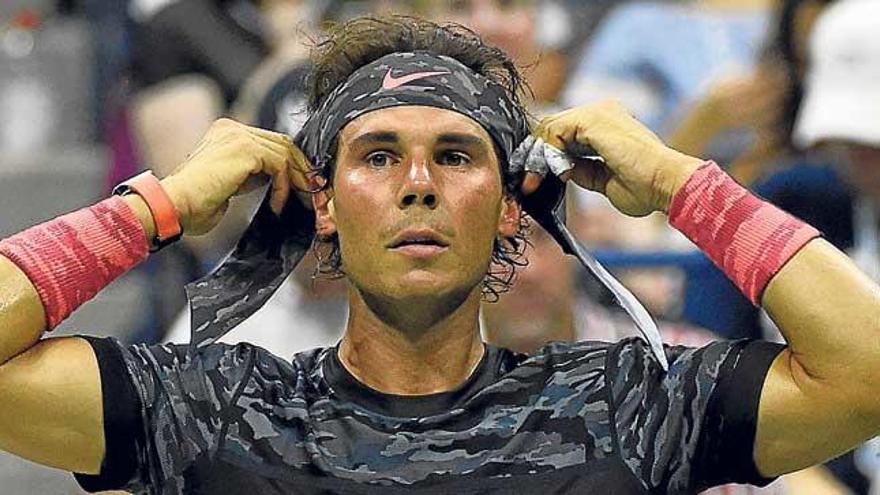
[338,105,493,145]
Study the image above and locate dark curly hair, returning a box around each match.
[304,15,531,301]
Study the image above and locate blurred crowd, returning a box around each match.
[0,0,878,493]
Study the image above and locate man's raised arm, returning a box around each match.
[755,238,880,475]
[0,119,306,474]
[529,101,880,478]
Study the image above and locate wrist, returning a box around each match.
[158,176,192,233]
[658,152,706,214]
[122,194,158,247]
[0,197,150,329]
[114,171,183,251]
[668,162,820,305]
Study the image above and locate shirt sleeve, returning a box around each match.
[73,336,258,493]
[605,338,784,493]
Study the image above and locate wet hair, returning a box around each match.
[305,15,531,301]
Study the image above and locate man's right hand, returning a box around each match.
[160,119,312,236]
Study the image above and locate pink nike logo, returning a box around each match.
[382,69,450,90]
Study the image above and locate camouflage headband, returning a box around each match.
[298,51,531,174]
[184,51,668,370]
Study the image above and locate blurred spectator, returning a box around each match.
[630,0,840,346]
[127,0,320,252]
[668,48,789,184]
[794,0,880,249]
[352,0,576,110]
[121,0,324,341]
[428,0,573,108]
[481,221,716,354]
[668,0,833,184]
[791,5,880,490]
[562,0,771,134]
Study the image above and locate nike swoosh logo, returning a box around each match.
[382,70,451,90]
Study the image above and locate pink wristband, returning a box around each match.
[0,196,149,329]
[668,162,820,305]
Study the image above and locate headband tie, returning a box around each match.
[184,51,668,370]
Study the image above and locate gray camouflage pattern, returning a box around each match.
[102,337,778,494]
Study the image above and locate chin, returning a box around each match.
[389,270,459,298]
[360,269,476,304]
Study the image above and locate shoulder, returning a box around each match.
[117,340,330,403]
[521,340,612,370]
[608,337,759,380]
[493,341,612,398]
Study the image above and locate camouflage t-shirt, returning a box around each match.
[74,337,782,494]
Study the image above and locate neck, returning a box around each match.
[337,285,486,395]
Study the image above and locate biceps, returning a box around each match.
[754,349,875,477]
[0,337,104,474]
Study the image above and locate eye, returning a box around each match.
[436,150,471,167]
[365,151,396,168]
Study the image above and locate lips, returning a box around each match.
[387,229,450,249]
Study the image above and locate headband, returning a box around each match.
[184,52,668,370]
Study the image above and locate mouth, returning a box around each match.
[387,229,450,258]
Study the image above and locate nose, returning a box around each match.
[397,156,438,209]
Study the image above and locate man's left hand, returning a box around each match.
[523,100,704,217]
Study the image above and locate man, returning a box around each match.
[0,16,877,495]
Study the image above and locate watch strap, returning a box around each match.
[113,171,182,251]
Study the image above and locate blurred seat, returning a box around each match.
[0,18,95,153]
[0,147,105,235]
[593,249,759,340]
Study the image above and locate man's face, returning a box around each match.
[320,106,520,303]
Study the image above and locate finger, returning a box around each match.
[249,136,289,171]
[521,171,544,195]
[286,145,314,192]
[251,133,313,191]
[237,174,270,196]
[570,159,610,194]
[536,119,576,153]
[246,125,295,148]
[269,163,291,216]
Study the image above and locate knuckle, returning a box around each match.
[213,117,237,128]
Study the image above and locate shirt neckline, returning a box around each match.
[322,343,502,417]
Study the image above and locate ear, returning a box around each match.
[497,194,522,238]
[312,187,337,238]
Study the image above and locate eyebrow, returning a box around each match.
[350,131,400,148]
[435,132,487,150]
[348,130,489,151]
